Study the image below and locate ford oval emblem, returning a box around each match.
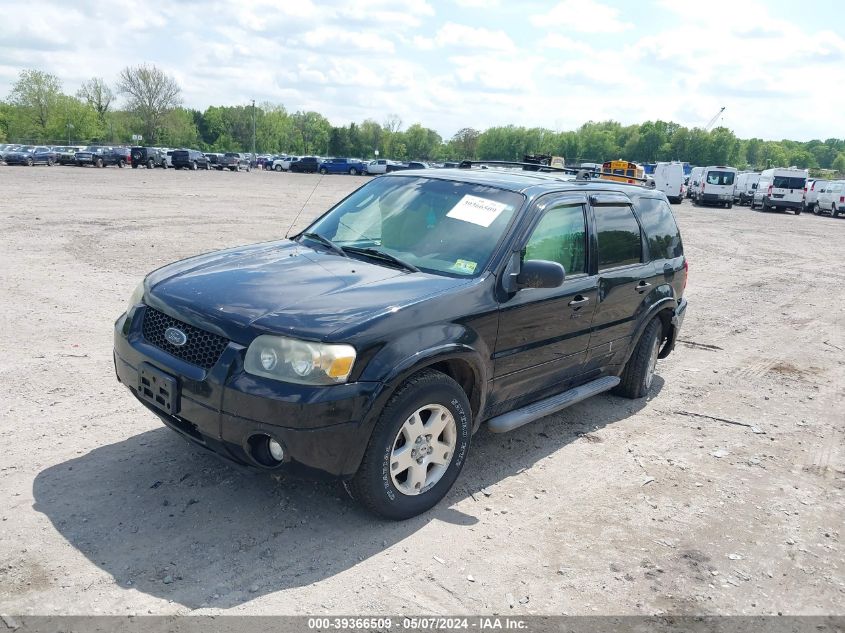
[164,327,188,347]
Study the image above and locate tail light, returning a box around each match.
[840,196,844,203]
[682,259,688,291]
[768,185,773,195]
[701,183,705,193]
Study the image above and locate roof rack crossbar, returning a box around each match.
[457,160,580,174]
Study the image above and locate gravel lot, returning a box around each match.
[0,165,843,616]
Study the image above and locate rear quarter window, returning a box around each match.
[594,205,643,270]
[635,198,684,261]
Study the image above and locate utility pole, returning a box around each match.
[252,99,256,161]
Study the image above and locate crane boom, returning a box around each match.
[704,107,726,131]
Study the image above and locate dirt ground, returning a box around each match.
[0,165,842,617]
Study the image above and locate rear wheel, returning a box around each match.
[613,318,663,399]
[835,205,840,218]
[118,159,125,168]
[274,164,282,172]
[349,167,358,175]
[319,167,328,175]
[95,158,103,168]
[147,159,154,169]
[26,157,33,166]
[348,369,472,520]
[794,206,801,215]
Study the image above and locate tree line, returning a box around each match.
[2,66,844,174]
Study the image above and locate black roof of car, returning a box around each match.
[381,167,661,200]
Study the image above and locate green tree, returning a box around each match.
[7,69,62,140]
[117,64,181,143]
[76,77,114,127]
[832,153,845,174]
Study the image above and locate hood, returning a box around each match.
[145,239,469,344]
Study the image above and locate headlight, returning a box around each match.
[244,335,356,385]
[126,281,145,315]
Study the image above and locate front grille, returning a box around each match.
[142,308,229,370]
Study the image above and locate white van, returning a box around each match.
[694,166,737,208]
[653,161,685,204]
[815,180,845,217]
[734,172,760,205]
[803,179,827,213]
[687,166,704,200]
[751,167,808,214]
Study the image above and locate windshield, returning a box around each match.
[305,176,524,277]
[773,175,806,189]
[706,170,735,185]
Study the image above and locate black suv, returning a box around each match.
[131,147,167,169]
[115,164,687,519]
[289,156,320,173]
[172,149,210,170]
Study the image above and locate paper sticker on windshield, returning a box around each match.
[446,195,508,227]
[452,259,477,274]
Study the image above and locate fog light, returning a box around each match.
[268,438,284,461]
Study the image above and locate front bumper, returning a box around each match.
[114,306,382,478]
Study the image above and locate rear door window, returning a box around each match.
[635,198,684,260]
[595,205,643,270]
[706,171,735,185]
[773,176,806,189]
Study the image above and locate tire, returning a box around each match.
[348,369,472,520]
[834,205,840,218]
[147,159,154,169]
[95,158,103,168]
[762,199,770,212]
[46,158,53,166]
[26,158,33,167]
[319,167,328,174]
[727,203,733,209]
[613,318,663,399]
[191,161,198,171]
[749,197,756,209]
[349,167,358,175]
[204,162,210,170]
[794,206,801,216]
[274,164,282,172]
[118,159,125,168]
[230,167,236,172]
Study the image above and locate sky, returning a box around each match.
[1,0,843,142]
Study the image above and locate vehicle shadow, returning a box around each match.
[32,378,662,609]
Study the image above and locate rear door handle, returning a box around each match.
[636,281,652,293]
[568,295,590,308]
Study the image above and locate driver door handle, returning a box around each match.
[568,295,590,307]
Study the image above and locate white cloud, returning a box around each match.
[434,22,515,51]
[300,27,395,53]
[530,0,632,33]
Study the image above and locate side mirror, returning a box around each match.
[516,260,566,290]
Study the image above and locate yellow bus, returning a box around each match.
[600,160,645,184]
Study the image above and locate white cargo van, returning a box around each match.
[687,166,704,200]
[803,179,827,212]
[750,168,808,215]
[694,166,737,208]
[815,180,845,217]
[734,172,760,205]
[653,161,685,204]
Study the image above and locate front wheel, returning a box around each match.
[349,167,358,175]
[348,369,472,520]
[274,164,282,172]
[191,161,198,171]
[118,159,125,168]
[95,158,103,168]
[319,167,328,175]
[613,318,663,399]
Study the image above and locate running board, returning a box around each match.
[486,376,620,433]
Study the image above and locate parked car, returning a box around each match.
[693,166,737,208]
[289,156,320,173]
[803,179,827,213]
[4,145,57,166]
[172,149,210,170]
[271,156,298,172]
[652,162,685,204]
[815,180,845,217]
[318,157,367,175]
[75,146,109,167]
[56,146,83,165]
[204,153,224,170]
[0,144,22,161]
[365,159,389,174]
[114,167,687,519]
[103,147,131,168]
[131,147,167,169]
[687,166,704,200]
[734,172,760,205]
[750,167,807,214]
[220,152,251,172]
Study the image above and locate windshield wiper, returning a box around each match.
[297,232,348,258]
[343,246,419,273]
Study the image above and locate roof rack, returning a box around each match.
[457,160,599,181]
